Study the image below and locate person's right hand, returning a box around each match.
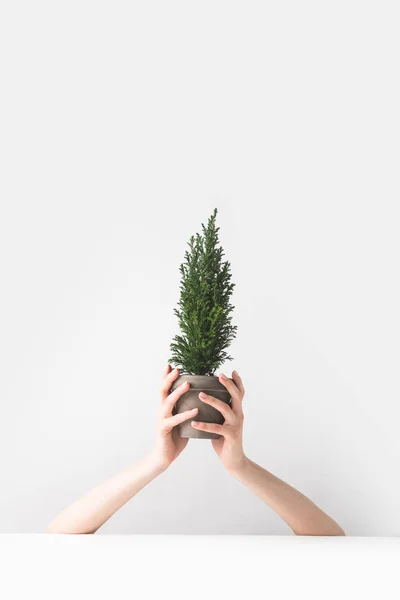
[153,364,198,470]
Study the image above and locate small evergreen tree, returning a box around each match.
[169,208,237,375]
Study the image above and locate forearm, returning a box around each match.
[48,452,165,534]
[229,458,345,536]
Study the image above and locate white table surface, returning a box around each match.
[0,534,399,599]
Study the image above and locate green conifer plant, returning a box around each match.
[169,209,238,439]
[169,208,237,375]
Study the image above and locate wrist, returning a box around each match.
[145,450,170,476]
[226,454,251,478]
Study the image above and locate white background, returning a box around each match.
[0,1,399,536]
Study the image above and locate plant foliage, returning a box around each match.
[169,208,237,375]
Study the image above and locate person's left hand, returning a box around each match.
[191,370,247,472]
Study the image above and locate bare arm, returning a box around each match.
[48,452,165,534]
[48,366,197,534]
[228,458,345,536]
[192,370,345,536]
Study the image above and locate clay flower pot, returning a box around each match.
[170,374,231,439]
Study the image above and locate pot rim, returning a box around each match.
[174,374,230,379]
[171,373,231,394]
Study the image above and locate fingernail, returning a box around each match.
[192,421,199,427]
[219,373,227,380]
[233,370,238,376]
[191,407,198,412]
[199,391,207,398]
[180,381,189,388]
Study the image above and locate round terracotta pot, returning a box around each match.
[170,374,231,439]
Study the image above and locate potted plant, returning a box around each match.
[169,208,237,439]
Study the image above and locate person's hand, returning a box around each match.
[191,370,247,472]
[153,364,198,471]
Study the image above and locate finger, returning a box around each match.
[218,373,242,413]
[191,421,225,436]
[163,380,190,416]
[198,392,233,422]
[232,370,245,396]
[162,408,198,433]
[160,367,180,401]
[162,364,172,378]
